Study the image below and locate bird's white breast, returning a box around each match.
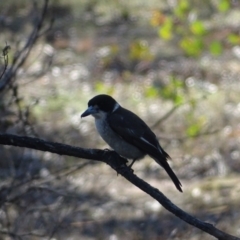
[95,117,144,160]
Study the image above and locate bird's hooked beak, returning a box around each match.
[81,106,98,118]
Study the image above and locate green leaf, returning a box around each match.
[179,37,204,57]
[95,82,114,94]
[129,40,153,61]
[158,18,173,40]
[218,0,230,12]
[209,41,223,56]
[186,115,206,137]
[145,86,159,98]
[174,94,184,105]
[174,0,190,18]
[172,78,184,88]
[190,21,206,36]
[186,123,201,137]
[228,34,240,44]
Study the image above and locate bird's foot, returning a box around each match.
[116,159,135,175]
[116,164,134,176]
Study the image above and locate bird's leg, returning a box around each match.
[128,159,137,169]
[115,158,135,175]
[116,161,134,175]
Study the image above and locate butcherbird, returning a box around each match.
[81,94,182,192]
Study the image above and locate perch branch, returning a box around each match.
[0,133,239,240]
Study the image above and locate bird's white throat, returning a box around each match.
[112,103,120,112]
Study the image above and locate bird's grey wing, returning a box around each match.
[107,108,170,160]
[108,108,182,192]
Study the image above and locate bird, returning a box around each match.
[81,94,182,192]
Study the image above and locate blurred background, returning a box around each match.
[0,0,240,239]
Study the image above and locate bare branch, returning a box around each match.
[151,103,182,129]
[0,229,46,239]
[0,133,239,240]
[0,0,51,91]
[160,128,221,142]
[0,43,10,80]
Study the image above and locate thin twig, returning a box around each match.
[0,43,10,80]
[0,0,51,91]
[151,103,182,129]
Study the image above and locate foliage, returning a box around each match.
[129,40,153,61]
[150,0,235,57]
[145,76,185,105]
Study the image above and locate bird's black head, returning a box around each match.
[81,94,119,118]
[88,94,117,112]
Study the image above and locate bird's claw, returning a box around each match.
[116,164,134,176]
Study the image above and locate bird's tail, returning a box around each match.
[154,151,182,192]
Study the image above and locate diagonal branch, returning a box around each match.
[0,133,239,240]
[151,103,182,129]
[0,44,10,80]
[0,0,51,91]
